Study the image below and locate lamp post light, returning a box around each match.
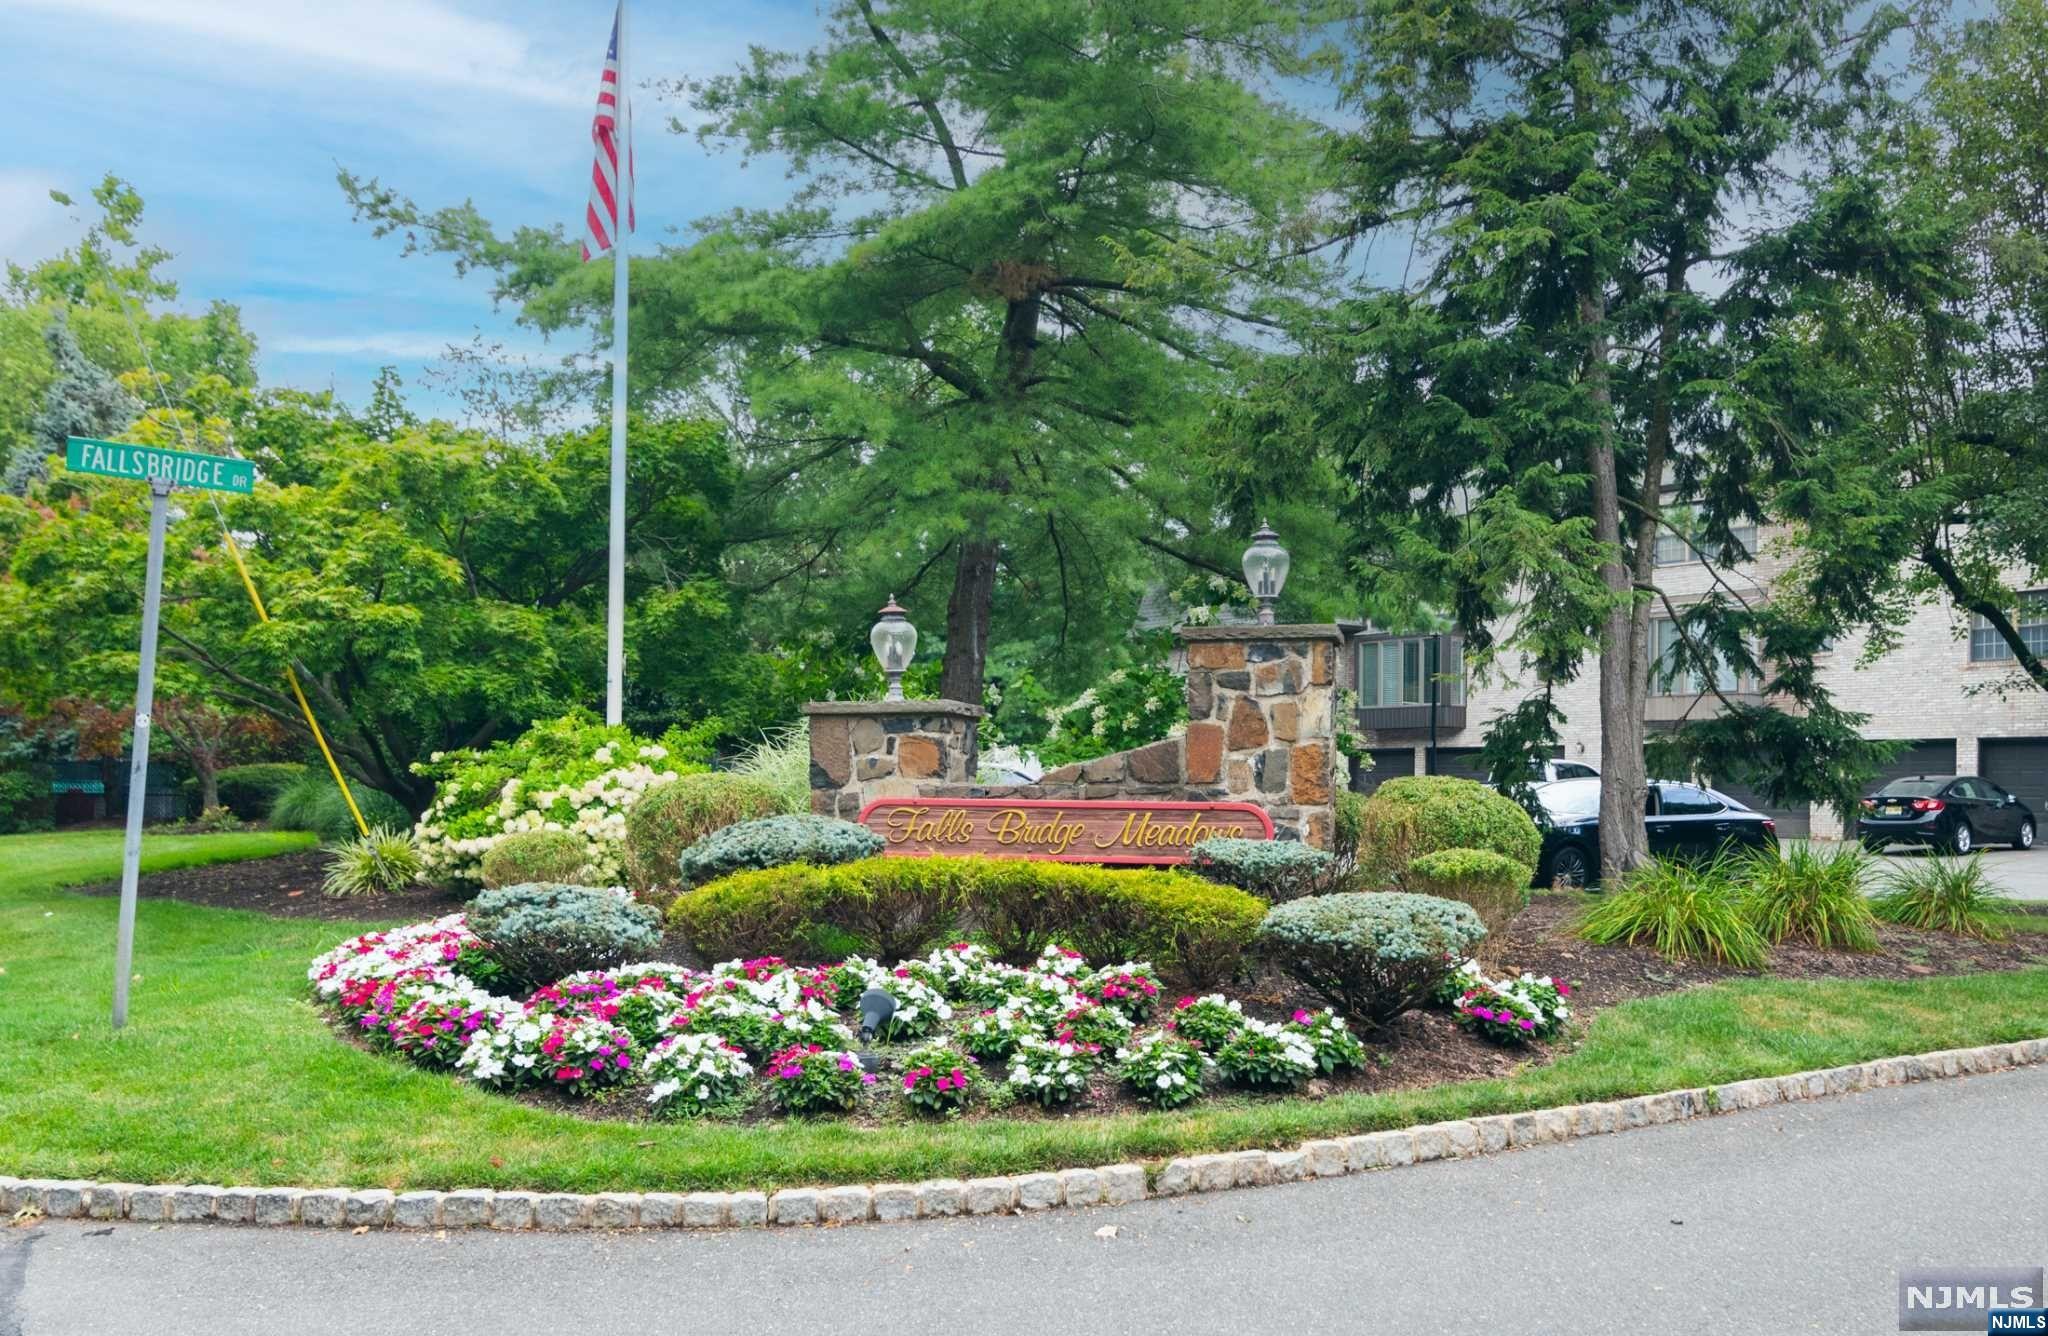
[870,596,918,701]
[1242,521,1291,626]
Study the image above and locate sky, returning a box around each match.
[0,0,824,417]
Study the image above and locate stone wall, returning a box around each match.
[805,699,984,819]
[807,625,1344,848]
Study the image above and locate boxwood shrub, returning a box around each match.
[675,813,882,886]
[1404,847,1532,946]
[622,771,783,893]
[1255,891,1486,1026]
[670,856,1268,986]
[1187,837,1335,903]
[479,829,591,890]
[1359,776,1540,882]
[468,882,662,992]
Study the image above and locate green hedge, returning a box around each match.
[1359,776,1540,882]
[670,856,1268,986]
[1405,847,1531,946]
[479,829,591,890]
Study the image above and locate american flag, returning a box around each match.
[581,3,634,262]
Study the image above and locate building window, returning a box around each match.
[1970,591,2048,662]
[1654,504,1757,567]
[1358,636,1465,708]
[1649,617,1742,695]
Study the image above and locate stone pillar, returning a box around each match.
[804,699,984,820]
[1179,624,1342,847]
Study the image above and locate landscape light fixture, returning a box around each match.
[856,986,899,1073]
[1242,521,1290,626]
[870,597,918,701]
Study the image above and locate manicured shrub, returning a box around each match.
[1255,891,1487,1027]
[321,826,423,897]
[1873,854,2009,941]
[624,771,785,892]
[1188,837,1336,903]
[674,812,882,887]
[1358,776,1541,882]
[1738,844,1879,950]
[213,762,307,820]
[668,856,1267,986]
[1405,847,1532,948]
[479,829,591,890]
[466,883,662,992]
[269,773,410,843]
[1574,858,1769,968]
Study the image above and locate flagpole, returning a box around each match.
[605,0,629,728]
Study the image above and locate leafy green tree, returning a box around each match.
[0,392,741,808]
[0,175,257,479]
[1773,0,2048,694]
[341,0,1340,703]
[1244,0,1912,876]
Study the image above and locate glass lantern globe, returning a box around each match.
[1241,521,1290,625]
[870,596,917,699]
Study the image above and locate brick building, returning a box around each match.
[1343,516,2048,841]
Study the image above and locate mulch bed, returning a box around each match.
[85,850,2048,1127]
[72,849,469,923]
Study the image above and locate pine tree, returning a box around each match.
[7,311,138,494]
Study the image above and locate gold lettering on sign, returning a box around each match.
[984,807,1088,855]
[883,806,975,845]
[1094,811,1249,850]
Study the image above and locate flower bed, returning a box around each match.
[309,912,1400,1123]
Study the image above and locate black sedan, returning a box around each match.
[1532,777,1779,887]
[1857,775,2036,854]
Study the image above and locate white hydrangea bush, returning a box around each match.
[409,714,706,887]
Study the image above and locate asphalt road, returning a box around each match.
[6,1065,2045,1336]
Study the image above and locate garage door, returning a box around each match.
[1982,738,2048,826]
[1353,748,1415,795]
[1852,739,1958,836]
[1425,746,1566,786]
[1709,776,1810,839]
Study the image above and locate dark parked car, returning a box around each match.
[1531,777,1779,887]
[1857,775,2036,854]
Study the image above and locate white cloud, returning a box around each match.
[0,170,77,262]
[1,0,586,107]
[271,330,482,359]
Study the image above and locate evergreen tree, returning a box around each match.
[7,311,138,494]
[1243,0,1915,876]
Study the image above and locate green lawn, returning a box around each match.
[5,829,2048,1194]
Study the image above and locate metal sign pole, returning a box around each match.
[112,477,172,1030]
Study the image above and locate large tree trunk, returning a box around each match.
[194,756,220,813]
[939,538,998,704]
[1582,286,1653,883]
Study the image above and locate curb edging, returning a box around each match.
[9,1037,2045,1233]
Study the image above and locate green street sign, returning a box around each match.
[65,436,255,495]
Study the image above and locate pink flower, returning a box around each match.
[837,1054,858,1072]
[861,1073,877,1085]
[1519,1018,1535,1031]
[1292,1009,1312,1024]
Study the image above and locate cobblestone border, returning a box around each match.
[7,1038,2043,1233]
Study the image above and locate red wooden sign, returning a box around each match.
[856,797,1275,865]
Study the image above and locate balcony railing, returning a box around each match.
[1355,702,1468,733]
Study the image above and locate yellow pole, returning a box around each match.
[217,532,369,838]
